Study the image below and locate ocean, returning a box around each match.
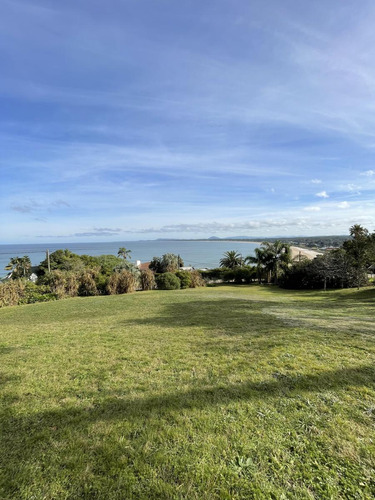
[0,240,259,277]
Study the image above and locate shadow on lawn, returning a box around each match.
[2,365,375,436]
[1,364,374,496]
[121,297,289,336]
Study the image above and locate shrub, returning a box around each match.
[200,268,228,281]
[156,272,181,290]
[150,254,184,273]
[41,270,67,299]
[0,280,26,307]
[175,270,192,289]
[116,270,137,294]
[189,270,206,288]
[223,267,256,284]
[0,280,56,307]
[78,268,99,296]
[140,269,156,291]
[107,270,137,294]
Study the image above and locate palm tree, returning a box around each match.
[5,255,31,278]
[219,250,243,269]
[246,241,291,284]
[117,247,131,260]
[263,241,291,284]
[245,247,270,283]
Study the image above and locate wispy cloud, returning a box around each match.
[2,0,375,242]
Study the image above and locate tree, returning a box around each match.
[219,251,243,269]
[149,254,184,273]
[264,240,291,284]
[246,241,291,284]
[117,247,131,260]
[5,256,31,279]
[37,249,84,276]
[246,247,271,283]
[343,225,371,289]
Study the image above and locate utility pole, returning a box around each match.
[46,249,51,273]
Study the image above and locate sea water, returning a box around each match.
[0,240,259,277]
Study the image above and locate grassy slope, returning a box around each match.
[0,285,375,499]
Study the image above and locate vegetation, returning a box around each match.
[219,250,244,269]
[4,255,32,279]
[246,241,291,284]
[149,253,184,273]
[117,247,132,260]
[281,225,375,290]
[156,272,181,290]
[0,285,374,498]
[140,269,156,291]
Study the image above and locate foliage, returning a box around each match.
[280,249,366,290]
[117,247,132,260]
[223,266,257,284]
[78,268,99,296]
[140,269,156,291]
[0,280,56,307]
[156,272,181,290]
[37,249,84,276]
[219,250,243,269]
[247,241,291,284]
[343,225,374,289]
[175,270,192,289]
[200,268,228,281]
[41,270,68,299]
[76,254,124,276]
[107,270,138,294]
[149,254,184,273]
[5,256,32,279]
[188,270,206,288]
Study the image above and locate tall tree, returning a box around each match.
[343,225,371,289]
[219,251,243,269]
[246,247,270,283]
[246,241,291,284]
[5,255,31,279]
[117,247,132,260]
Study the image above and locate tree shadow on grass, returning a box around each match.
[119,297,289,337]
[1,364,374,497]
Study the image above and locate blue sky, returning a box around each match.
[1,0,375,243]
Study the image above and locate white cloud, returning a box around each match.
[310,179,322,184]
[337,201,350,209]
[303,206,321,212]
[361,170,375,176]
[316,191,329,198]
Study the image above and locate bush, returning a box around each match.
[140,269,156,291]
[200,268,228,281]
[0,280,56,307]
[189,270,206,288]
[175,271,192,289]
[0,280,26,307]
[156,272,181,290]
[40,270,67,299]
[107,270,138,294]
[78,268,99,296]
[223,267,256,284]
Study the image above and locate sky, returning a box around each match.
[1,0,375,243]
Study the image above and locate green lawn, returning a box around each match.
[1,285,375,499]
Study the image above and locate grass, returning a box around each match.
[0,285,375,499]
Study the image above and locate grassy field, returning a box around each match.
[1,285,375,499]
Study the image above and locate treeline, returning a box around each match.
[0,250,205,308]
[280,225,375,290]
